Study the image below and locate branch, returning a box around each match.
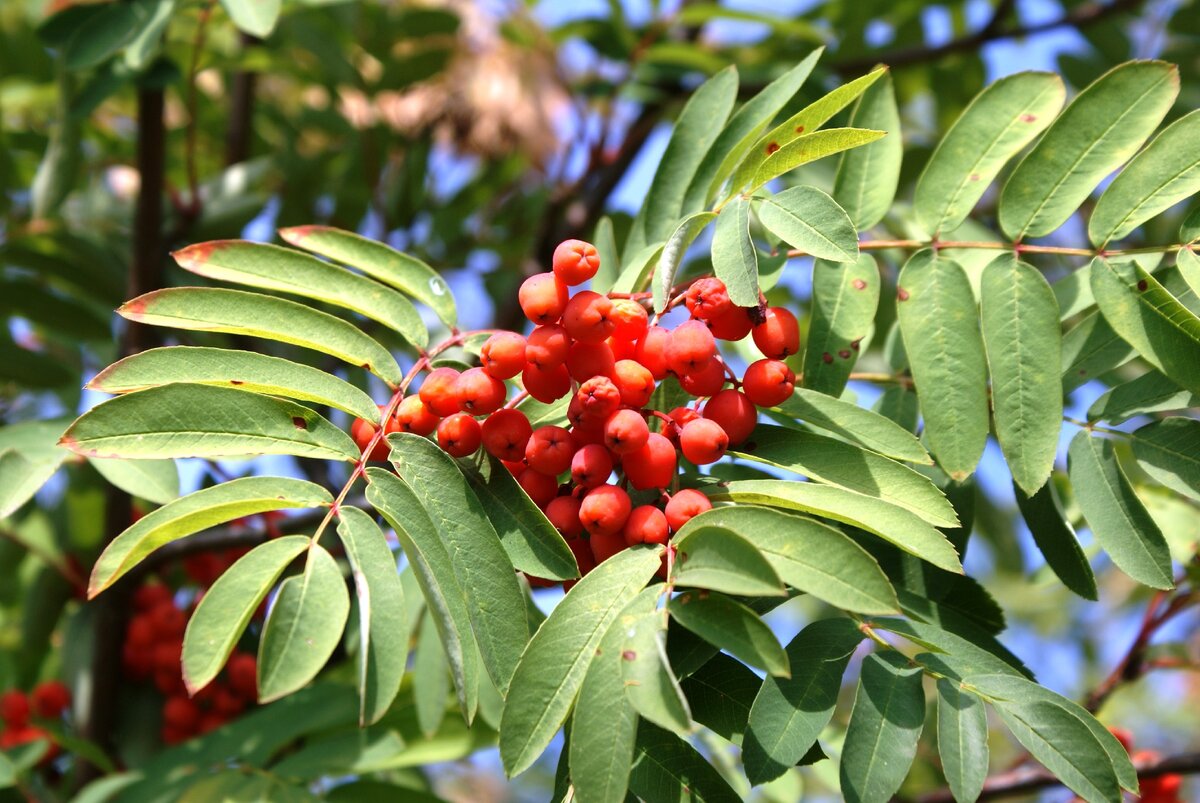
[224,32,260,166]
[833,0,1146,74]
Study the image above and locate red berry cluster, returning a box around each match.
[0,682,71,759]
[349,239,800,586]
[1110,728,1187,803]
[122,580,259,745]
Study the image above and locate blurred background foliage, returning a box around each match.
[1,0,1198,800]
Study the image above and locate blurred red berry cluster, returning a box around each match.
[1107,727,1186,803]
[0,681,71,762]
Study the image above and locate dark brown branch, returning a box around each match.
[224,32,259,166]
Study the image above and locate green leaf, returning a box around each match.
[839,651,925,803]
[89,347,382,423]
[413,608,450,737]
[980,254,1064,494]
[670,524,786,597]
[620,592,693,735]
[124,0,175,69]
[365,468,481,723]
[174,240,427,349]
[748,128,886,194]
[802,254,880,397]
[936,679,989,803]
[609,242,665,295]
[386,433,527,694]
[258,543,351,703]
[654,211,717,313]
[776,388,931,464]
[628,721,741,803]
[118,287,404,386]
[62,1,139,69]
[1091,258,1200,396]
[999,61,1179,240]
[675,506,898,614]
[711,196,759,307]
[455,452,578,581]
[277,226,456,328]
[0,419,69,518]
[833,71,902,230]
[1131,417,1200,501]
[570,593,654,803]
[86,457,178,505]
[897,250,989,480]
[1183,208,1200,245]
[62,384,361,462]
[1090,110,1200,246]
[336,507,407,726]
[218,0,281,37]
[668,590,788,676]
[1180,247,1200,296]
[710,480,962,573]
[1061,309,1136,392]
[732,425,958,527]
[678,653,761,741]
[499,546,661,777]
[88,476,331,595]
[633,66,738,250]
[1087,369,1197,424]
[915,71,1064,235]
[685,51,822,211]
[1014,480,1098,600]
[1067,431,1173,589]
[755,186,858,263]
[591,216,620,295]
[182,536,310,695]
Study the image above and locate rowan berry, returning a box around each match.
[569,420,607,447]
[31,682,71,719]
[163,696,201,732]
[752,307,800,358]
[570,443,614,489]
[707,305,754,341]
[562,290,616,344]
[634,326,671,380]
[567,536,597,578]
[623,432,677,491]
[589,530,628,564]
[680,418,728,464]
[567,340,616,383]
[552,239,600,286]
[0,692,29,728]
[525,426,576,475]
[610,298,649,342]
[395,395,439,435]
[522,362,571,404]
[624,505,670,546]
[351,416,389,461]
[419,367,462,417]
[544,496,583,538]
[149,602,187,640]
[212,685,245,717]
[126,615,155,649]
[742,359,795,407]
[579,484,632,536]
[664,488,712,532]
[481,409,532,462]
[518,468,559,507]
[526,324,570,368]
[453,367,506,415]
[666,320,717,376]
[678,356,727,397]
[608,335,638,361]
[603,409,649,455]
[575,376,621,421]
[226,653,257,700]
[703,389,757,445]
[133,582,173,612]
[518,272,569,325]
[684,278,733,320]
[437,413,482,457]
[480,332,527,380]
[613,359,655,408]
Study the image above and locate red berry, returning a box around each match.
[149,602,187,640]
[566,536,597,578]
[624,505,669,546]
[623,432,677,491]
[163,695,201,732]
[522,362,572,404]
[742,359,795,407]
[544,496,583,538]
[526,324,570,368]
[635,326,672,380]
[454,367,507,415]
[579,485,632,537]
[351,416,389,461]
[589,530,627,564]
[480,332,526,380]
[126,614,155,649]
[31,682,71,719]
[608,334,638,361]
[680,418,728,464]
[562,290,616,344]
[212,684,244,717]
[575,376,622,422]
[0,692,30,728]
[133,582,172,612]
[518,468,559,508]
[665,488,712,532]
[437,413,482,457]
[1108,727,1133,754]
[567,340,617,383]
[678,356,727,397]
[613,359,655,408]
[552,239,601,286]
[684,278,733,320]
[703,389,757,445]
[666,320,717,376]
[752,307,800,358]
[525,426,576,475]
[419,367,463,417]
[707,305,754,341]
[481,409,533,462]
[610,299,649,342]
[519,272,569,325]
[395,395,440,436]
[226,652,258,700]
[603,409,649,455]
[570,443,614,489]
[570,420,607,447]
